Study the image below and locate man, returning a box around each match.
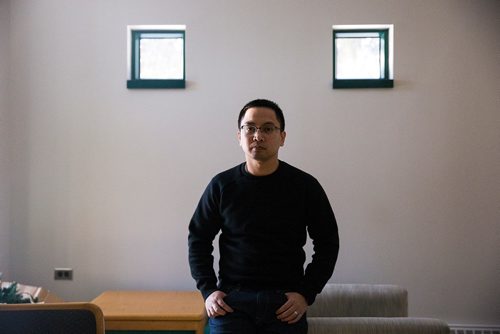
[188,99,339,334]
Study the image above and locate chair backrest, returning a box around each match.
[308,283,408,318]
[0,302,105,334]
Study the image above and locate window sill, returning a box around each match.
[127,79,186,89]
[333,79,394,89]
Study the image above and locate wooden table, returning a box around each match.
[92,291,207,334]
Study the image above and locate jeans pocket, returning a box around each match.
[222,289,240,309]
[272,290,288,308]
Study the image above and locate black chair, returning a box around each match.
[0,302,105,334]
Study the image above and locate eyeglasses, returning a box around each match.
[240,124,281,136]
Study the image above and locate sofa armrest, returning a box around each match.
[308,284,408,317]
[308,317,450,334]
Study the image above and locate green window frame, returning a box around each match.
[127,26,186,89]
[333,25,394,89]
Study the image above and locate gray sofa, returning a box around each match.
[308,284,450,334]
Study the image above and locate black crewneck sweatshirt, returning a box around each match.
[188,161,339,305]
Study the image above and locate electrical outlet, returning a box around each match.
[54,268,73,281]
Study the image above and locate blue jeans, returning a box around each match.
[208,289,308,334]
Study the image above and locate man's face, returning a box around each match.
[238,107,286,163]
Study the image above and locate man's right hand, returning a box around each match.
[205,290,234,318]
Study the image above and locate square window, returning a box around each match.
[333,25,393,89]
[127,25,186,89]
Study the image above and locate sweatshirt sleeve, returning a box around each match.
[188,180,222,300]
[298,178,339,305]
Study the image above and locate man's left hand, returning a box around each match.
[276,292,308,324]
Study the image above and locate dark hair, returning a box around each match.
[238,99,285,131]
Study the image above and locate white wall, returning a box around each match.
[4,0,499,326]
[0,0,11,280]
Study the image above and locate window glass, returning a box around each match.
[139,35,184,79]
[335,33,383,79]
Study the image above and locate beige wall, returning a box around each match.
[3,0,500,326]
[0,0,11,280]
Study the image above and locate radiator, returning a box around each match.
[450,325,500,334]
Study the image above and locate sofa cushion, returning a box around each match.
[308,284,408,317]
[308,317,450,334]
